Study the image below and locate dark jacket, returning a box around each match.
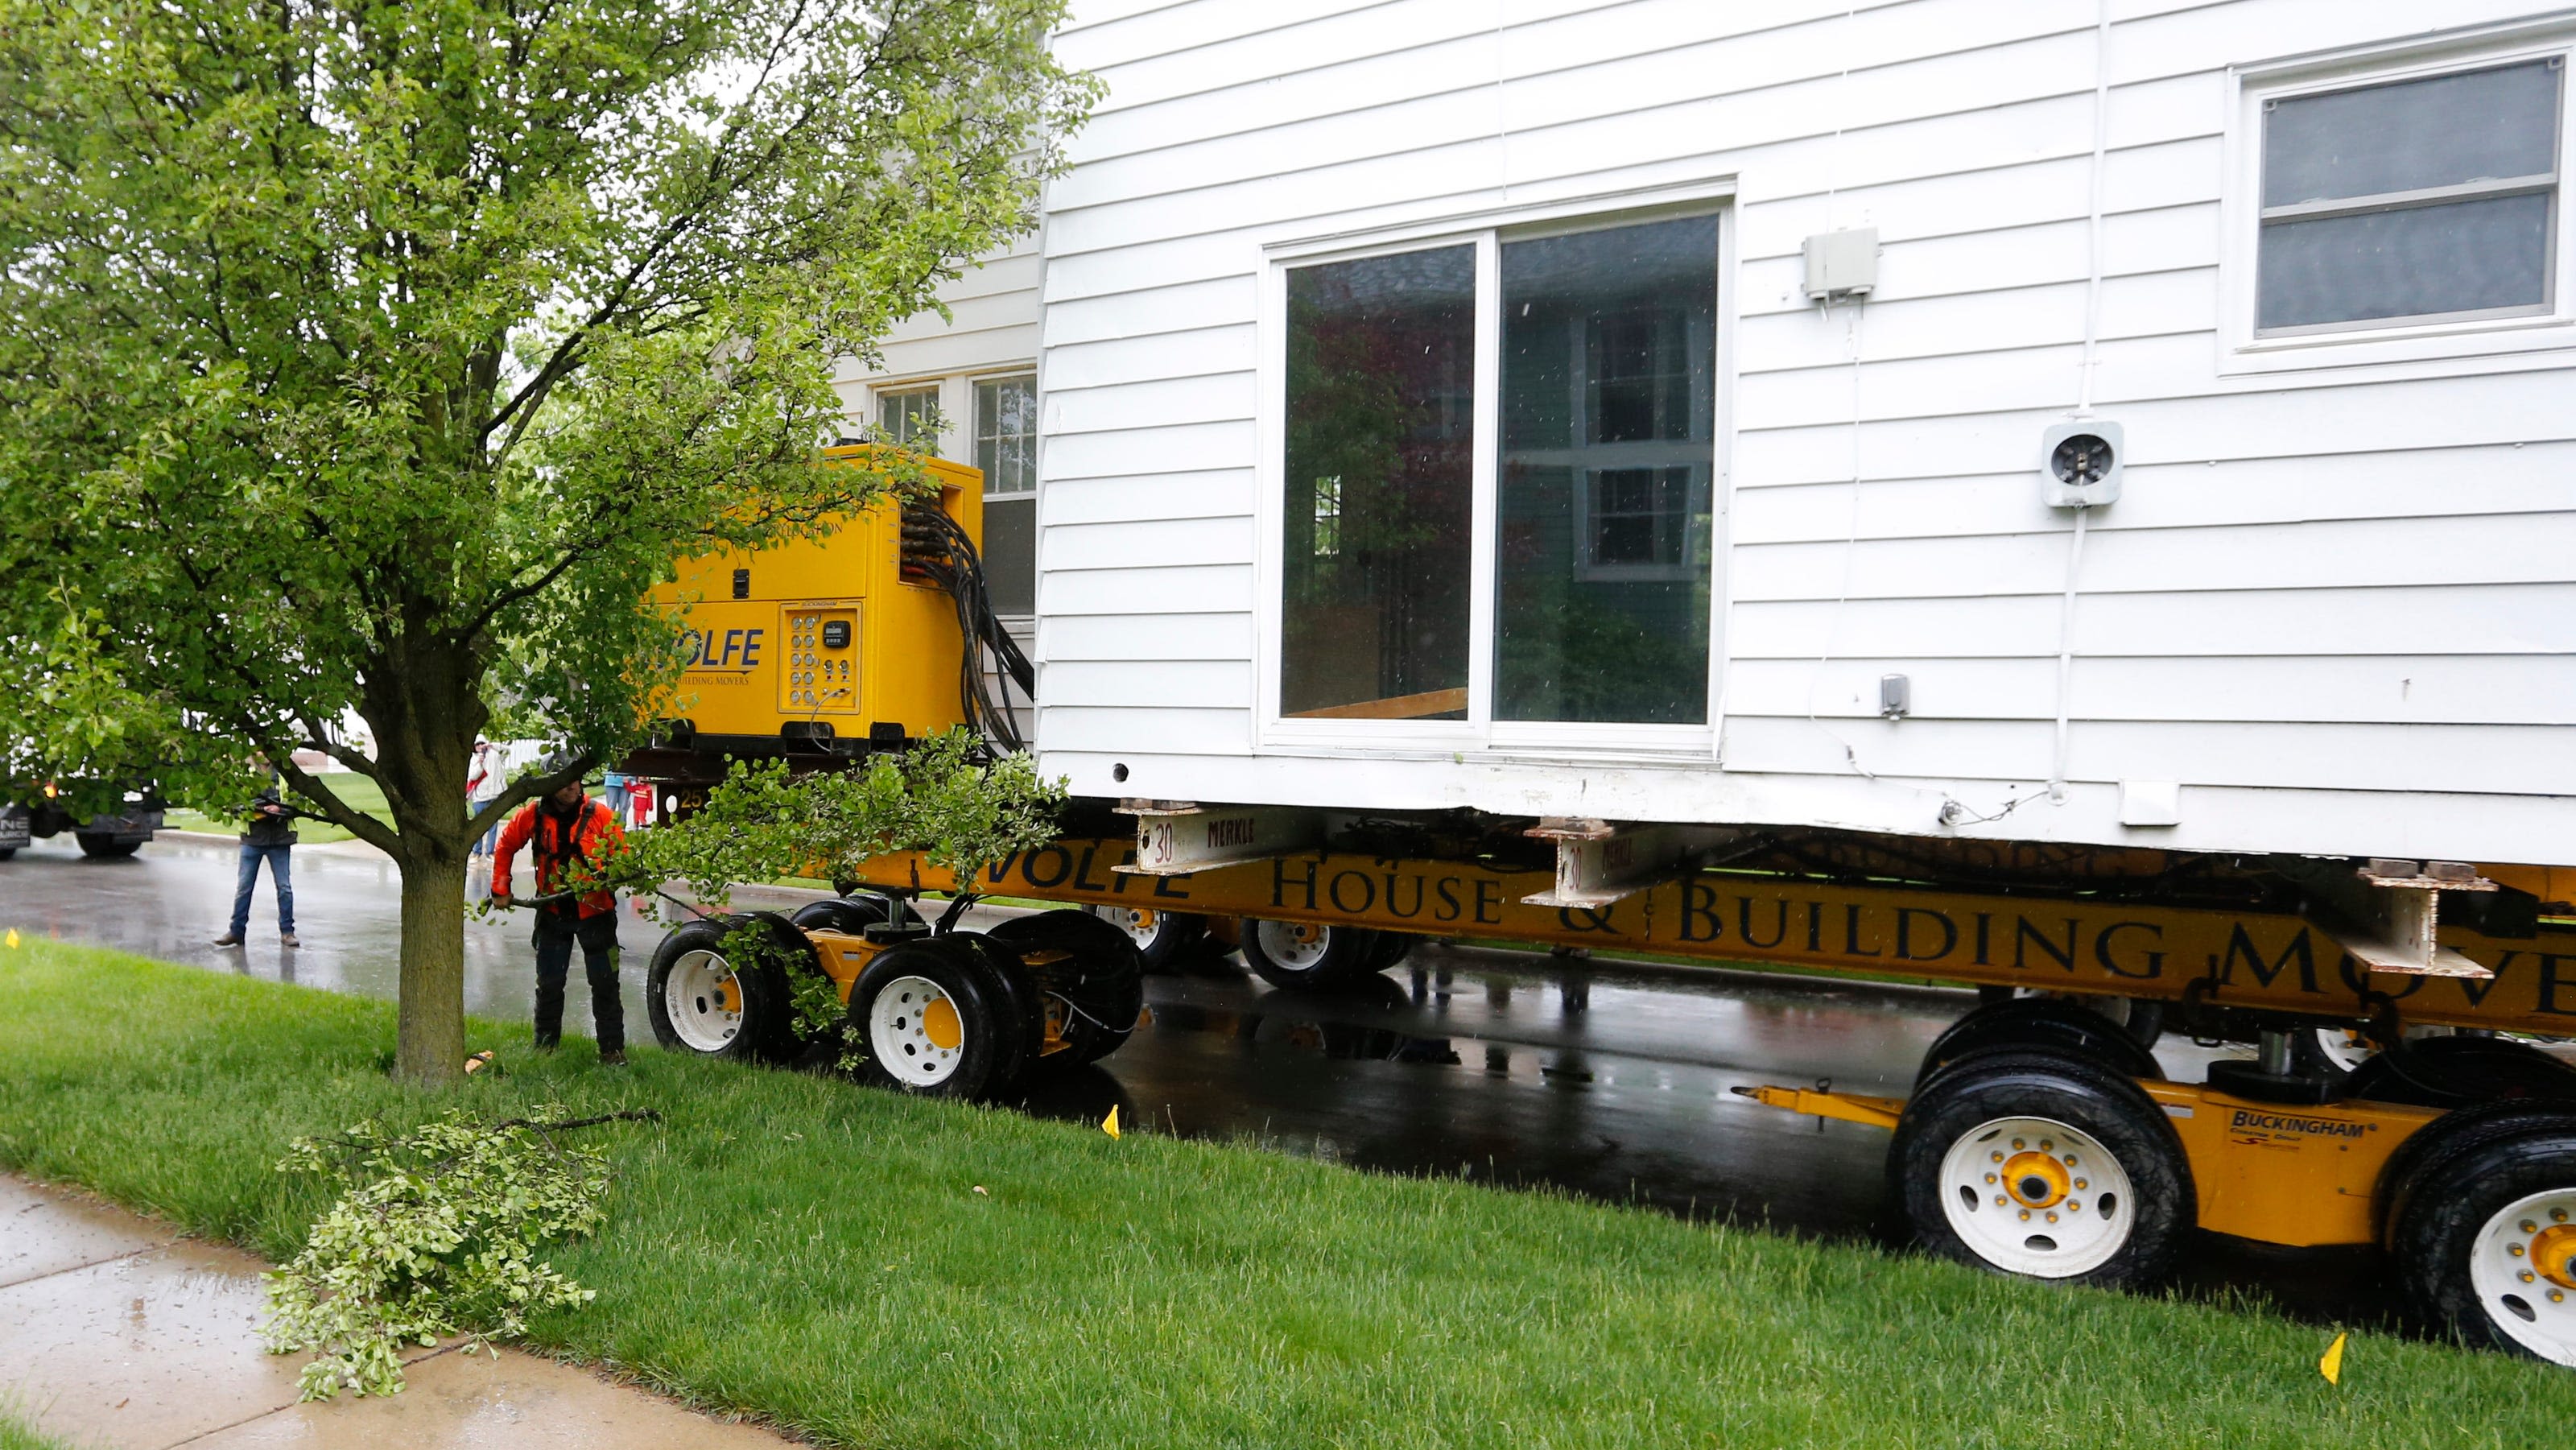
[241,784,298,847]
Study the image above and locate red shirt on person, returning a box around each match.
[490,795,625,917]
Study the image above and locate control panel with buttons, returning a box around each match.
[779,603,861,716]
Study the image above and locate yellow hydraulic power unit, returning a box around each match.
[645,446,1026,769]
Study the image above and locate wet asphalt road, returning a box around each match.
[1,829,2387,1324]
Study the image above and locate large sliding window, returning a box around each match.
[1273,209,1721,742]
[1279,246,1476,720]
[1497,216,1717,723]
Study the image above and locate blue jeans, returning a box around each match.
[229,844,295,936]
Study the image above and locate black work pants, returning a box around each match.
[532,909,624,1052]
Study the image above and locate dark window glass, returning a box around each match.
[2259,192,2551,328]
[1280,246,1475,720]
[1496,216,1717,725]
[981,495,1036,617]
[2258,60,2561,331]
[2262,61,2559,207]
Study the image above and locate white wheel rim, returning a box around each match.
[664,949,745,1053]
[1255,919,1331,970]
[1936,1115,2137,1279]
[2315,1026,2376,1073]
[2469,1188,2576,1365]
[1100,906,1159,948]
[869,974,967,1085]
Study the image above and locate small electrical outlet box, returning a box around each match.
[1802,227,1879,300]
[2041,420,2123,508]
[1879,673,1910,719]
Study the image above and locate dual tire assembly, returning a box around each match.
[1892,995,2576,1365]
[646,903,1145,1101]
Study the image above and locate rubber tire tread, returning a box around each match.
[2377,1098,2576,1250]
[950,933,1047,1091]
[848,940,1006,1100]
[74,832,139,859]
[2388,1123,2576,1360]
[1916,998,2165,1087]
[646,919,795,1064]
[1891,1047,2194,1289]
[1239,919,1382,989]
[2343,1035,2576,1109]
[988,910,1146,1064]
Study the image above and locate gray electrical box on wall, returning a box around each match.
[1802,228,1878,300]
[2040,420,2123,508]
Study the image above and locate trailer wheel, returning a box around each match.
[647,919,799,1063]
[950,933,1048,1089]
[2379,1099,2576,1250]
[1368,930,1419,971]
[2343,1035,2576,1109]
[1240,919,1380,989]
[1086,904,1206,972]
[1918,998,2165,1087]
[74,832,139,859]
[0,848,15,861]
[849,940,1009,1099]
[988,910,1146,1064]
[2389,1119,2576,1364]
[1892,1049,2191,1287]
[1973,987,2161,1049]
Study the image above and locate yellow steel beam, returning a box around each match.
[844,840,2576,1036]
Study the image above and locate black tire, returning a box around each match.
[1368,930,1419,971]
[989,910,1146,1064]
[848,939,1011,1099]
[949,932,1047,1091]
[1086,903,1207,972]
[1239,918,1381,989]
[2378,1098,2576,1250]
[2388,1120,2576,1363]
[0,847,15,861]
[1917,998,2166,1087]
[789,892,913,936]
[2343,1035,2576,1109]
[74,832,139,859]
[646,918,803,1064]
[1890,1048,2194,1288]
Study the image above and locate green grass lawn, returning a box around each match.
[165,772,394,846]
[0,1408,68,1450]
[0,939,2568,1448]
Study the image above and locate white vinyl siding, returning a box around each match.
[1028,0,2576,866]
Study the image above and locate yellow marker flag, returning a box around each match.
[1102,1105,1121,1140]
[3,929,17,949]
[2319,1331,2347,1386]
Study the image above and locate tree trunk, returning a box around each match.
[394,840,472,1085]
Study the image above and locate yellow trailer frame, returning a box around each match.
[844,837,2576,1038]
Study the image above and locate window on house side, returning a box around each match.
[878,386,939,446]
[2257,59,2562,333]
[1278,246,1476,721]
[973,376,1037,497]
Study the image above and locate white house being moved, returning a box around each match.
[1005,0,2576,873]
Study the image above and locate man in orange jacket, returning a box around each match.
[490,775,630,1065]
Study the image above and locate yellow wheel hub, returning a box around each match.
[712,978,741,1014]
[2533,1224,2576,1291]
[2001,1150,2072,1209]
[922,996,964,1051]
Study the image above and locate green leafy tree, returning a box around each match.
[0,0,1096,1081]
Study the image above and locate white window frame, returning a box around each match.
[2223,18,2576,375]
[1251,181,1736,760]
[874,382,943,448]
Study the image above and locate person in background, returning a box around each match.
[488,768,629,1065]
[213,774,297,948]
[467,738,506,857]
[601,767,630,827]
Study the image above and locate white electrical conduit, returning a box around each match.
[2048,0,2115,803]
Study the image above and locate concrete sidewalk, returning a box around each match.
[0,1175,791,1449]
